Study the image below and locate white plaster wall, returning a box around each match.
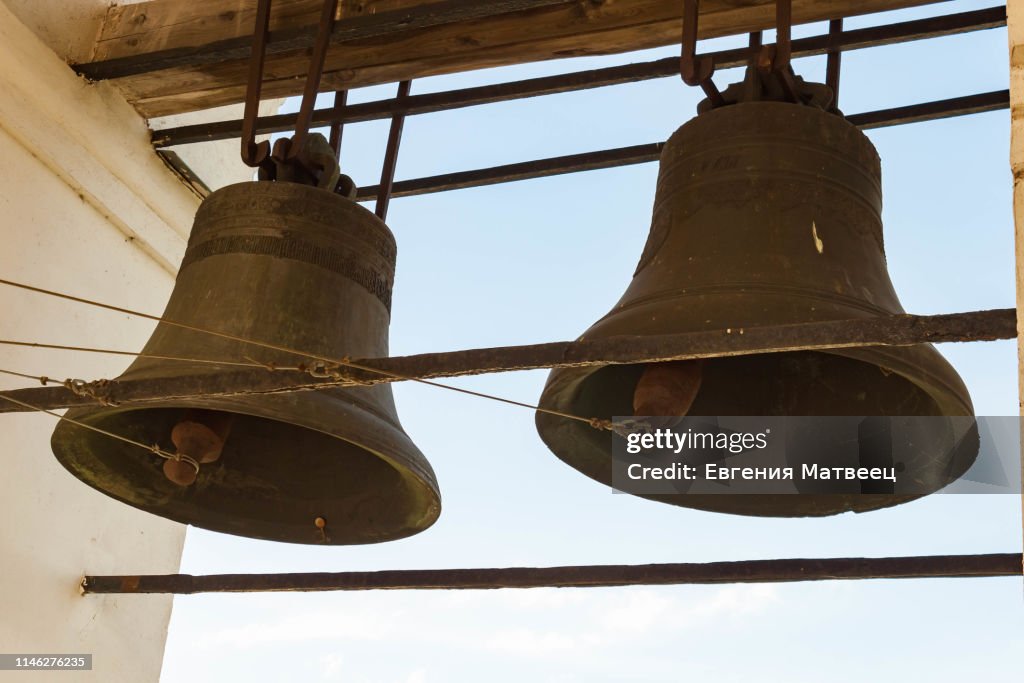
[2,0,268,193]
[0,1,205,680]
[1,0,108,63]
[1,0,158,64]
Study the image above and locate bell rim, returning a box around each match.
[50,389,441,545]
[535,343,975,517]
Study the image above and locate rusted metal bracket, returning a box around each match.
[240,0,345,190]
[755,0,801,102]
[240,0,273,172]
[283,0,339,162]
[826,19,844,107]
[682,0,808,106]
[375,80,413,221]
[680,0,725,107]
[328,90,348,160]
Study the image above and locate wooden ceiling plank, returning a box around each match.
[86,0,950,118]
[93,0,328,62]
[95,3,463,63]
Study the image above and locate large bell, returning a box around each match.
[536,98,975,517]
[51,181,440,544]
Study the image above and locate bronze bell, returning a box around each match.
[536,96,975,517]
[51,180,440,544]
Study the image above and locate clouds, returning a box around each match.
[186,583,779,663]
[319,652,343,679]
[482,584,780,656]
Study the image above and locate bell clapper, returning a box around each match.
[161,410,234,487]
[633,360,704,418]
[171,410,234,464]
[162,456,199,487]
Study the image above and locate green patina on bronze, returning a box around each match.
[536,97,976,517]
[51,180,440,545]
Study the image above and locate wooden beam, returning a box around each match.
[1008,0,1024,554]
[80,0,950,118]
[81,554,1023,594]
[149,6,1008,148]
[0,308,1014,414]
[91,0,486,63]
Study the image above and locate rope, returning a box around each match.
[0,390,198,473]
[1,366,122,407]
[0,339,305,370]
[0,278,611,431]
[0,367,51,383]
[63,378,119,407]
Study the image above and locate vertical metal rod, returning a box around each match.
[775,0,793,66]
[748,30,763,70]
[679,0,724,107]
[329,90,348,162]
[376,80,413,221]
[826,18,844,107]
[288,0,340,158]
[680,0,702,78]
[240,0,273,167]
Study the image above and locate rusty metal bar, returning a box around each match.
[352,90,1010,201]
[239,0,273,169]
[753,0,800,102]
[680,0,725,107]
[155,151,211,198]
[827,18,844,107]
[287,0,340,158]
[358,142,665,200]
[74,0,573,81]
[846,89,1009,129]
[0,309,1014,414]
[328,90,348,159]
[375,80,412,220]
[81,553,1023,594]
[151,6,1008,149]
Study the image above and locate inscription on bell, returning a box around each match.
[696,154,741,173]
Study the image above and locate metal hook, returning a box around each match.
[241,0,273,170]
[288,0,340,161]
[241,0,343,188]
[679,0,725,107]
[755,0,800,103]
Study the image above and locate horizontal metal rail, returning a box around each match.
[356,142,667,200]
[150,5,1007,148]
[0,309,1014,413]
[81,553,1023,594]
[351,90,1010,200]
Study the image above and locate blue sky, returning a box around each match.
[161,2,1023,680]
